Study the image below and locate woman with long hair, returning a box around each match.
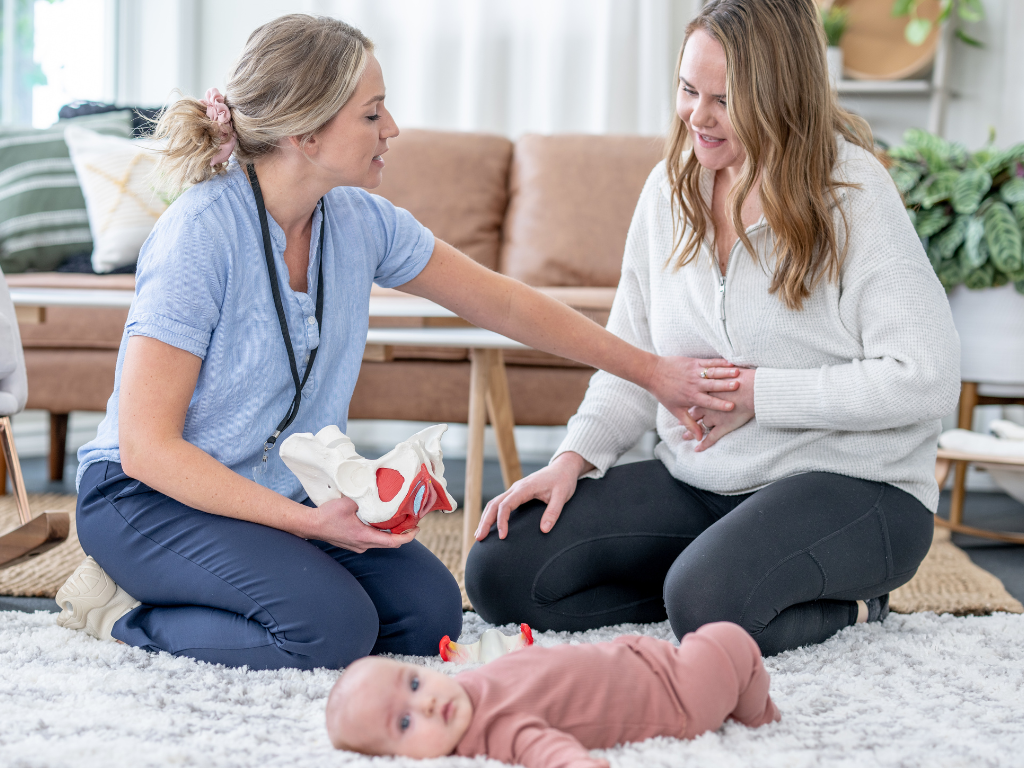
[55,14,731,670]
[467,0,960,656]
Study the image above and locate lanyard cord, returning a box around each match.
[247,163,326,461]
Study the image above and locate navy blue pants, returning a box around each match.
[76,462,463,670]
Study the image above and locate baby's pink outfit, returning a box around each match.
[453,621,780,768]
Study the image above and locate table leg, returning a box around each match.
[485,350,523,489]
[463,349,492,565]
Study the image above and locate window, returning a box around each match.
[1,0,112,128]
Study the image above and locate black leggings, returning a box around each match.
[465,462,934,656]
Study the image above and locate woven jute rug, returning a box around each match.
[890,526,1023,615]
[2,495,1018,616]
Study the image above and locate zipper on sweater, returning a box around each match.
[712,249,734,353]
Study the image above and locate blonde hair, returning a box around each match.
[665,0,878,310]
[154,14,373,192]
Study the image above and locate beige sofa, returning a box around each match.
[8,130,664,478]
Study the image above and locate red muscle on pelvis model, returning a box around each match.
[280,424,456,532]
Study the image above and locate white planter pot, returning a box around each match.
[826,47,844,89]
[947,284,1024,387]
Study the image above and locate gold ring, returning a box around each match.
[701,368,709,379]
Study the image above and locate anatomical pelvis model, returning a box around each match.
[280,424,456,533]
[440,624,534,664]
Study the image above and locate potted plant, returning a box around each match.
[820,2,850,87]
[887,129,1024,386]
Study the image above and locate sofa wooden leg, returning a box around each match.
[0,444,6,496]
[49,413,68,482]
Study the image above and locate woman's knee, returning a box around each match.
[297,588,381,669]
[464,533,533,625]
[663,555,752,640]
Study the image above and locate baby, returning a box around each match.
[326,621,780,768]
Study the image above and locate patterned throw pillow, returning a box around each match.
[64,126,169,273]
[0,111,133,273]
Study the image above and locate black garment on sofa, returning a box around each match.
[58,100,163,138]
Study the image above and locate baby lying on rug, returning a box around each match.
[326,621,780,768]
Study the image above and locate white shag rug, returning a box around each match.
[1,610,1022,768]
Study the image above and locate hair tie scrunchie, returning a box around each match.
[199,87,238,167]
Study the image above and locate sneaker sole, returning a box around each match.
[55,557,117,631]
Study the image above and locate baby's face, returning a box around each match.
[326,657,474,758]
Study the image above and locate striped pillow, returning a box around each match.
[0,111,133,273]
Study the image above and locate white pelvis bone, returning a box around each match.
[279,424,456,533]
[440,624,534,664]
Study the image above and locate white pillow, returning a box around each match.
[64,126,168,273]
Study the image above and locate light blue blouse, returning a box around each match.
[76,161,435,500]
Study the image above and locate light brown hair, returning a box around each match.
[153,14,373,192]
[665,0,877,310]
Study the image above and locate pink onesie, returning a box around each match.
[452,622,780,768]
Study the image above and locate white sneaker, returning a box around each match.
[55,556,140,641]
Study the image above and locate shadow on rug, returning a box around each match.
[2,496,1020,616]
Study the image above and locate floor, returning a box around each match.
[4,454,1023,612]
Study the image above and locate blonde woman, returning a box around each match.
[468,0,960,656]
[57,15,732,670]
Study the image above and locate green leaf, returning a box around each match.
[1013,202,1024,229]
[906,18,932,45]
[892,0,915,17]
[890,164,923,195]
[960,229,988,271]
[887,145,922,162]
[915,206,952,238]
[920,169,960,208]
[963,215,986,267]
[955,29,984,47]
[937,255,965,289]
[1000,177,1024,205]
[932,215,969,260]
[984,143,1024,175]
[984,201,1024,273]
[906,208,918,228]
[964,262,995,290]
[1015,279,1024,295]
[958,0,984,23]
[951,168,993,214]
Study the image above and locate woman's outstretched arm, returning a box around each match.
[118,335,417,552]
[399,238,739,437]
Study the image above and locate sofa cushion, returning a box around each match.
[372,129,513,271]
[500,134,664,287]
[349,360,595,426]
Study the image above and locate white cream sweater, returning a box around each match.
[556,137,961,512]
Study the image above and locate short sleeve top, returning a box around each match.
[76,160,435,500]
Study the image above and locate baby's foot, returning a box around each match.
[55,557,140,642]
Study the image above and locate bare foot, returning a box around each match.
[856,600,868,623]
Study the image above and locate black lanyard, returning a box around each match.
[246,163,326,466]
